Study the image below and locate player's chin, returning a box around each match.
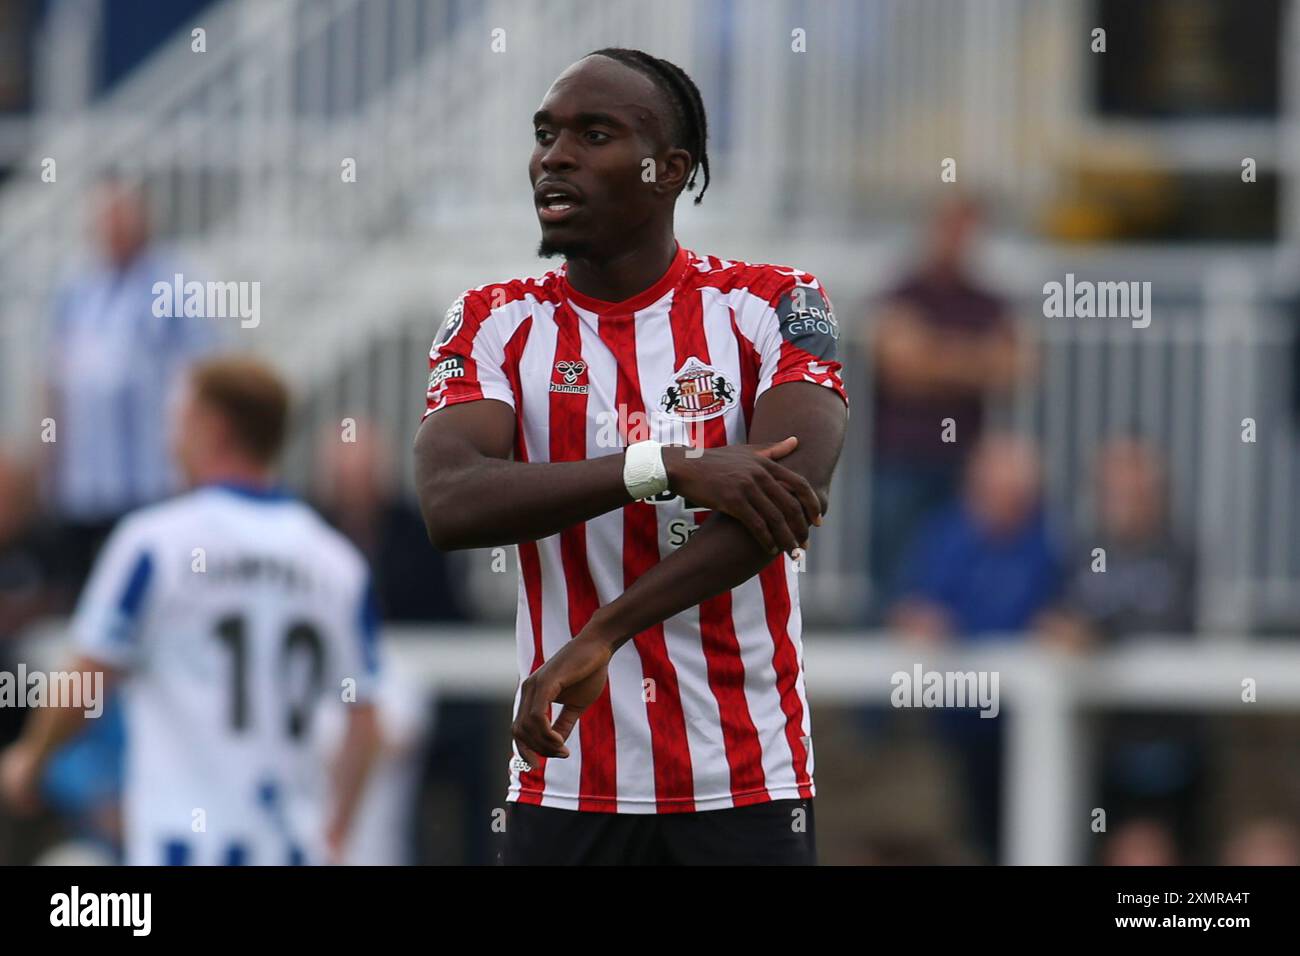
[536,223,595,259]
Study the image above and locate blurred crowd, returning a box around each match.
[848,196,1298,866]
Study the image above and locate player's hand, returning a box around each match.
[512,632,612,764]
[661,436,822,556]
[0,742,42,815]
[890,601,952,647]
[323,816,348,865]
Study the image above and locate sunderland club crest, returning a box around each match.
[659,357,736,421]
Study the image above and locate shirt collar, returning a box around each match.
[206,480,292,502]
[560,242,690,315]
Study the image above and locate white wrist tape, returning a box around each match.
[623,439,669,500]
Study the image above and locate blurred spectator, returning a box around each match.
[0,452,61,639]
[1100,818,1179,866]
[1040,437,1195,651]
[0,451,58,744]
[1220,817,1300,866]
[1,450,123,865]
[1040,439,1205,860]
[1092,707,1206,861]
[312,422,466,622]
[886,433,1061,862]
[0,451,64,864]
[41,175,218,589]
[869,197,1030,609]
[890,433,1064,644]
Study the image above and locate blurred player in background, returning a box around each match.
[0,357,381,865]
[414,49,847,865]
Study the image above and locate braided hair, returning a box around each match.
[587,48,711,205]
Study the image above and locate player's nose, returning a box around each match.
[538,132,580,174]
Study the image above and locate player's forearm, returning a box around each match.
[22,699,93,765]
[418,450,633,550]
[884,342,992,396]
[587,513,781,653]
[879,317,1014,396]
[20,656,115,763]
[587,383,846,651]
[328,705,381,844]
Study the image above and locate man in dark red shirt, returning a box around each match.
[869,198,1030,608]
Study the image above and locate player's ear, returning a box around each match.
[651,147,692,199]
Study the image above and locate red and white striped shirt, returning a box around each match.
[423,243,846,813]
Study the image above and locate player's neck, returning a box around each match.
[193,460,275,492]
[564,230,678,304]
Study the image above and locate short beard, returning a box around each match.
[537,236,593,260]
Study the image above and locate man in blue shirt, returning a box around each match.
[889,433,1063,642]
[886,433,1063,862]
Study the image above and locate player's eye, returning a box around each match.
[534,128,554,145]
[585,130,611,144]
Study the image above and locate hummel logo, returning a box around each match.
[555,360,586,385]
[550,359,589,394]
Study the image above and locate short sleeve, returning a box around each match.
[753,272,848,408]
[422,290,516,421]
[70,519,156,670]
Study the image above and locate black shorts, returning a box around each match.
[499,798,816,866]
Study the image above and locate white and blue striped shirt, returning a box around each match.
[73,482,382,865]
